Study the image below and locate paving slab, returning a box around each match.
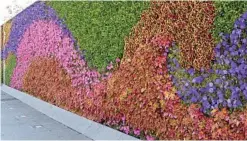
[1,90,92,140]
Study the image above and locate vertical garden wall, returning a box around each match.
[1,1,247,140]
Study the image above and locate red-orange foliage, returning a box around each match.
[102,1,247,139]
[22,57,108,121]
[22,57,79,111]
[20,1,247,140]
[125,1,215,70]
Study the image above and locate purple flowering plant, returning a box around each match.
[2,1,78,59]
[167,11,247,114]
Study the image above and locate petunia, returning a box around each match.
[242,12,247,19]
[187,68,195,76]
[224,59,230,65]
[227,99,233,108]
[234,19,241,28]
[208,69,214,73]
[185,82,189,87]
[215,79,222,85]
[192,76,204,84]
[222,41,228,46]
[216,43,221,49]
[191,96,198,103]
[202,100,210,109]
[242,38,247,44]
[223,70,228,75]
[240,22,246,29]
[223,50,229,56]
[243,90,247,99]
[209,82,214,87]
[209,88,214,93]
[233,100,242,108]
[217,90,223,99]
[202,96,207,101]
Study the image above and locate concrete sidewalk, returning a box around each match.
[1,91,91,140]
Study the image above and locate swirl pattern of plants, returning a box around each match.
[2,1,247,140]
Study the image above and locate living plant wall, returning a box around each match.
[1,1,247,140]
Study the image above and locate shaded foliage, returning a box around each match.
[4,53,16,86]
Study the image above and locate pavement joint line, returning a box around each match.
[1,98,17,101]
[1,84,139,140]
[66,124,83,134]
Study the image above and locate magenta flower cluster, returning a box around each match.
[11,20,112,97]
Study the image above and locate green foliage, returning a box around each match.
[4,53,16,86]
[47,1,150,72]
[1,63,3,84]
[213,1,247,42]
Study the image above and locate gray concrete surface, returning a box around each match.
[1,91,92,140]
[1,84,138,140]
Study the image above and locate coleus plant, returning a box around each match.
[3,1,247,140]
